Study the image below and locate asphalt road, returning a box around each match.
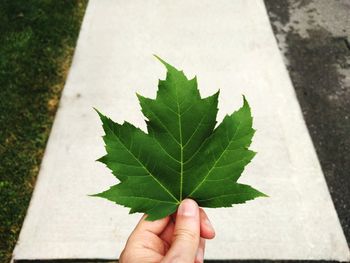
[264,0,350,247]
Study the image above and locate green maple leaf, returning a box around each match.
[94,56,267,220]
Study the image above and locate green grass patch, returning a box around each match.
[0,1,88,261]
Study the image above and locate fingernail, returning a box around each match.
[204,218,214,232]
[178,199,197,217]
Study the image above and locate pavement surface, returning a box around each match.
[264,0,350,247]
[12,0,350,262]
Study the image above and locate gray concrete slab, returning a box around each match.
[12,0,350,261]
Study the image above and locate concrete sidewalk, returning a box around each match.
[12,0,350,261]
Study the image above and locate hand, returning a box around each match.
[119,199,215,263]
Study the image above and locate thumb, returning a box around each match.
[163,199,200,263]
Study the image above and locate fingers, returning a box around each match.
[125,214,170,255]
[159,219,175,251]
[162,199,200,263]
[195,238,205,263]
[199,208,215,239]
[132,214,170,236]
[159,207,215,257]
[125,215,170,253]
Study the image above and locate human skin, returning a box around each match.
[119,199,215,263]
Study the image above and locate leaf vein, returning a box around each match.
[189,120,242,196]
[111,127,179,203]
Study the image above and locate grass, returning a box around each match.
[0,1,88,262]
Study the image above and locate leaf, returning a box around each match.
[94,56,267,221]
